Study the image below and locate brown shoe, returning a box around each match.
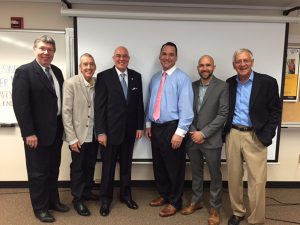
[208,208,220,225]
[180,202,202,215]
[159,204,177,217]
[149,197,165,207]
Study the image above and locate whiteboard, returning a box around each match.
[76,18,286,161]
[0,29,67,125]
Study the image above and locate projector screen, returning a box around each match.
[76,17,286,162]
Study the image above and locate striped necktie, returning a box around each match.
[120,73,127,100]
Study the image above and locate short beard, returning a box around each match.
[200,72,213,81]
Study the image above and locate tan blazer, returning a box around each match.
[62,74,95,144]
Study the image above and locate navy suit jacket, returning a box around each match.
[94,66,144,145]
[12,60,64,146]
[224,71,281,147]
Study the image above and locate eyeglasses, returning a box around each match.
[234,59,252,65]
[37,47,54,53]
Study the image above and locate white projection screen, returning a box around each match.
[76,17,286,162]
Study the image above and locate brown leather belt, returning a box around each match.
[232,124,253,132]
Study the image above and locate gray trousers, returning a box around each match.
[187,144,222,210]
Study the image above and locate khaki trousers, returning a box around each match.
[225,128,267,224]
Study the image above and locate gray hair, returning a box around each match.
[232,48,253,63]
[80,53,95,63]
[33,35,56,52]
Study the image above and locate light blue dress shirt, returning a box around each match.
[146,66,194,136]
[232,71,254,127]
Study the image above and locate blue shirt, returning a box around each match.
[232,71,254,127]
[146,66,194,136]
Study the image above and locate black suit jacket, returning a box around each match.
[94,66,144,145]
[224,71,281,147]
[12,60,64,146]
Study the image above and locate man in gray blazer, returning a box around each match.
[62,53,99,216]
[181,55,229,225]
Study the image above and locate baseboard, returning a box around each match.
[1,181,300,188]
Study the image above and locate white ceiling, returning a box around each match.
[67,0,299,9]
[4,0,300,9]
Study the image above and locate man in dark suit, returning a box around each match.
[224,48,281,225]
[12,35,69,223]
[95,46,144,216]
[181,55,228,225]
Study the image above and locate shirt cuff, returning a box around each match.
[200,131,206,138]
[69,139,78,146]
[175,127,187,137]
[146,121,151,128]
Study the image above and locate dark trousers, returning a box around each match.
[70,141,98,201]
[151,122,186,210]
[99,134,135,204]
[24,123,63,212]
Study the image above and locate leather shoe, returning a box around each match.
[228,215,244,225]
[208,208,220,225]
[121,199,138,209]
[180,202,202,215]
[49,202,70,212]
[34,210,55,223]
[149,197,166,207]
[83,193,99,201]
[99,203,110,216]
[73,201,90,216]
[159,204,177,217]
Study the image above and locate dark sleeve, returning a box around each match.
[261,77,282,145]
[12,67,36,138]
[136,73,145,130]
[94,72,107,136]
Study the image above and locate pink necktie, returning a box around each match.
[153,72,166,121]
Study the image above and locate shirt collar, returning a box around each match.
[115,67,128,77]
[80,74,95,88]
[163,65,177,76]
[200,75,213,86]
[236,70,254,84]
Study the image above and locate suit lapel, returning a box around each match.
[249,72,261,109]
[32,60,56,95]
[127,72,134,102]
[200,76,216,110]
[112,67,127,102]
[78,75,91,105]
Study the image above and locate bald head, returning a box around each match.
[112,46,130,72]
[197,55,215,84]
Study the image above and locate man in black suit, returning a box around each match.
[12,35,69,223]
[224,48,281,225]
[95,46,144,216]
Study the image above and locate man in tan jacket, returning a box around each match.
[62,53,99,216]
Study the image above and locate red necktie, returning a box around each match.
[153,72,166,121]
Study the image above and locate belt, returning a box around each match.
[152,120,179,128]
[232,124,253,132]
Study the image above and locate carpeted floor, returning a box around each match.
[0,187,299,225]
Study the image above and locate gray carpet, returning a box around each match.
[0,187,299,225]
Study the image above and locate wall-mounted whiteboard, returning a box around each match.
[0,29,68,125]
[76,17,286,162]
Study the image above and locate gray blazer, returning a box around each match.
[188,75,229,149]
[62,74,95,144]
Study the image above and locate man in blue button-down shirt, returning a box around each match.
[146,42,194,217]
[225,49,281,225]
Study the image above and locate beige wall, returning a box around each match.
[0,1,299,183]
